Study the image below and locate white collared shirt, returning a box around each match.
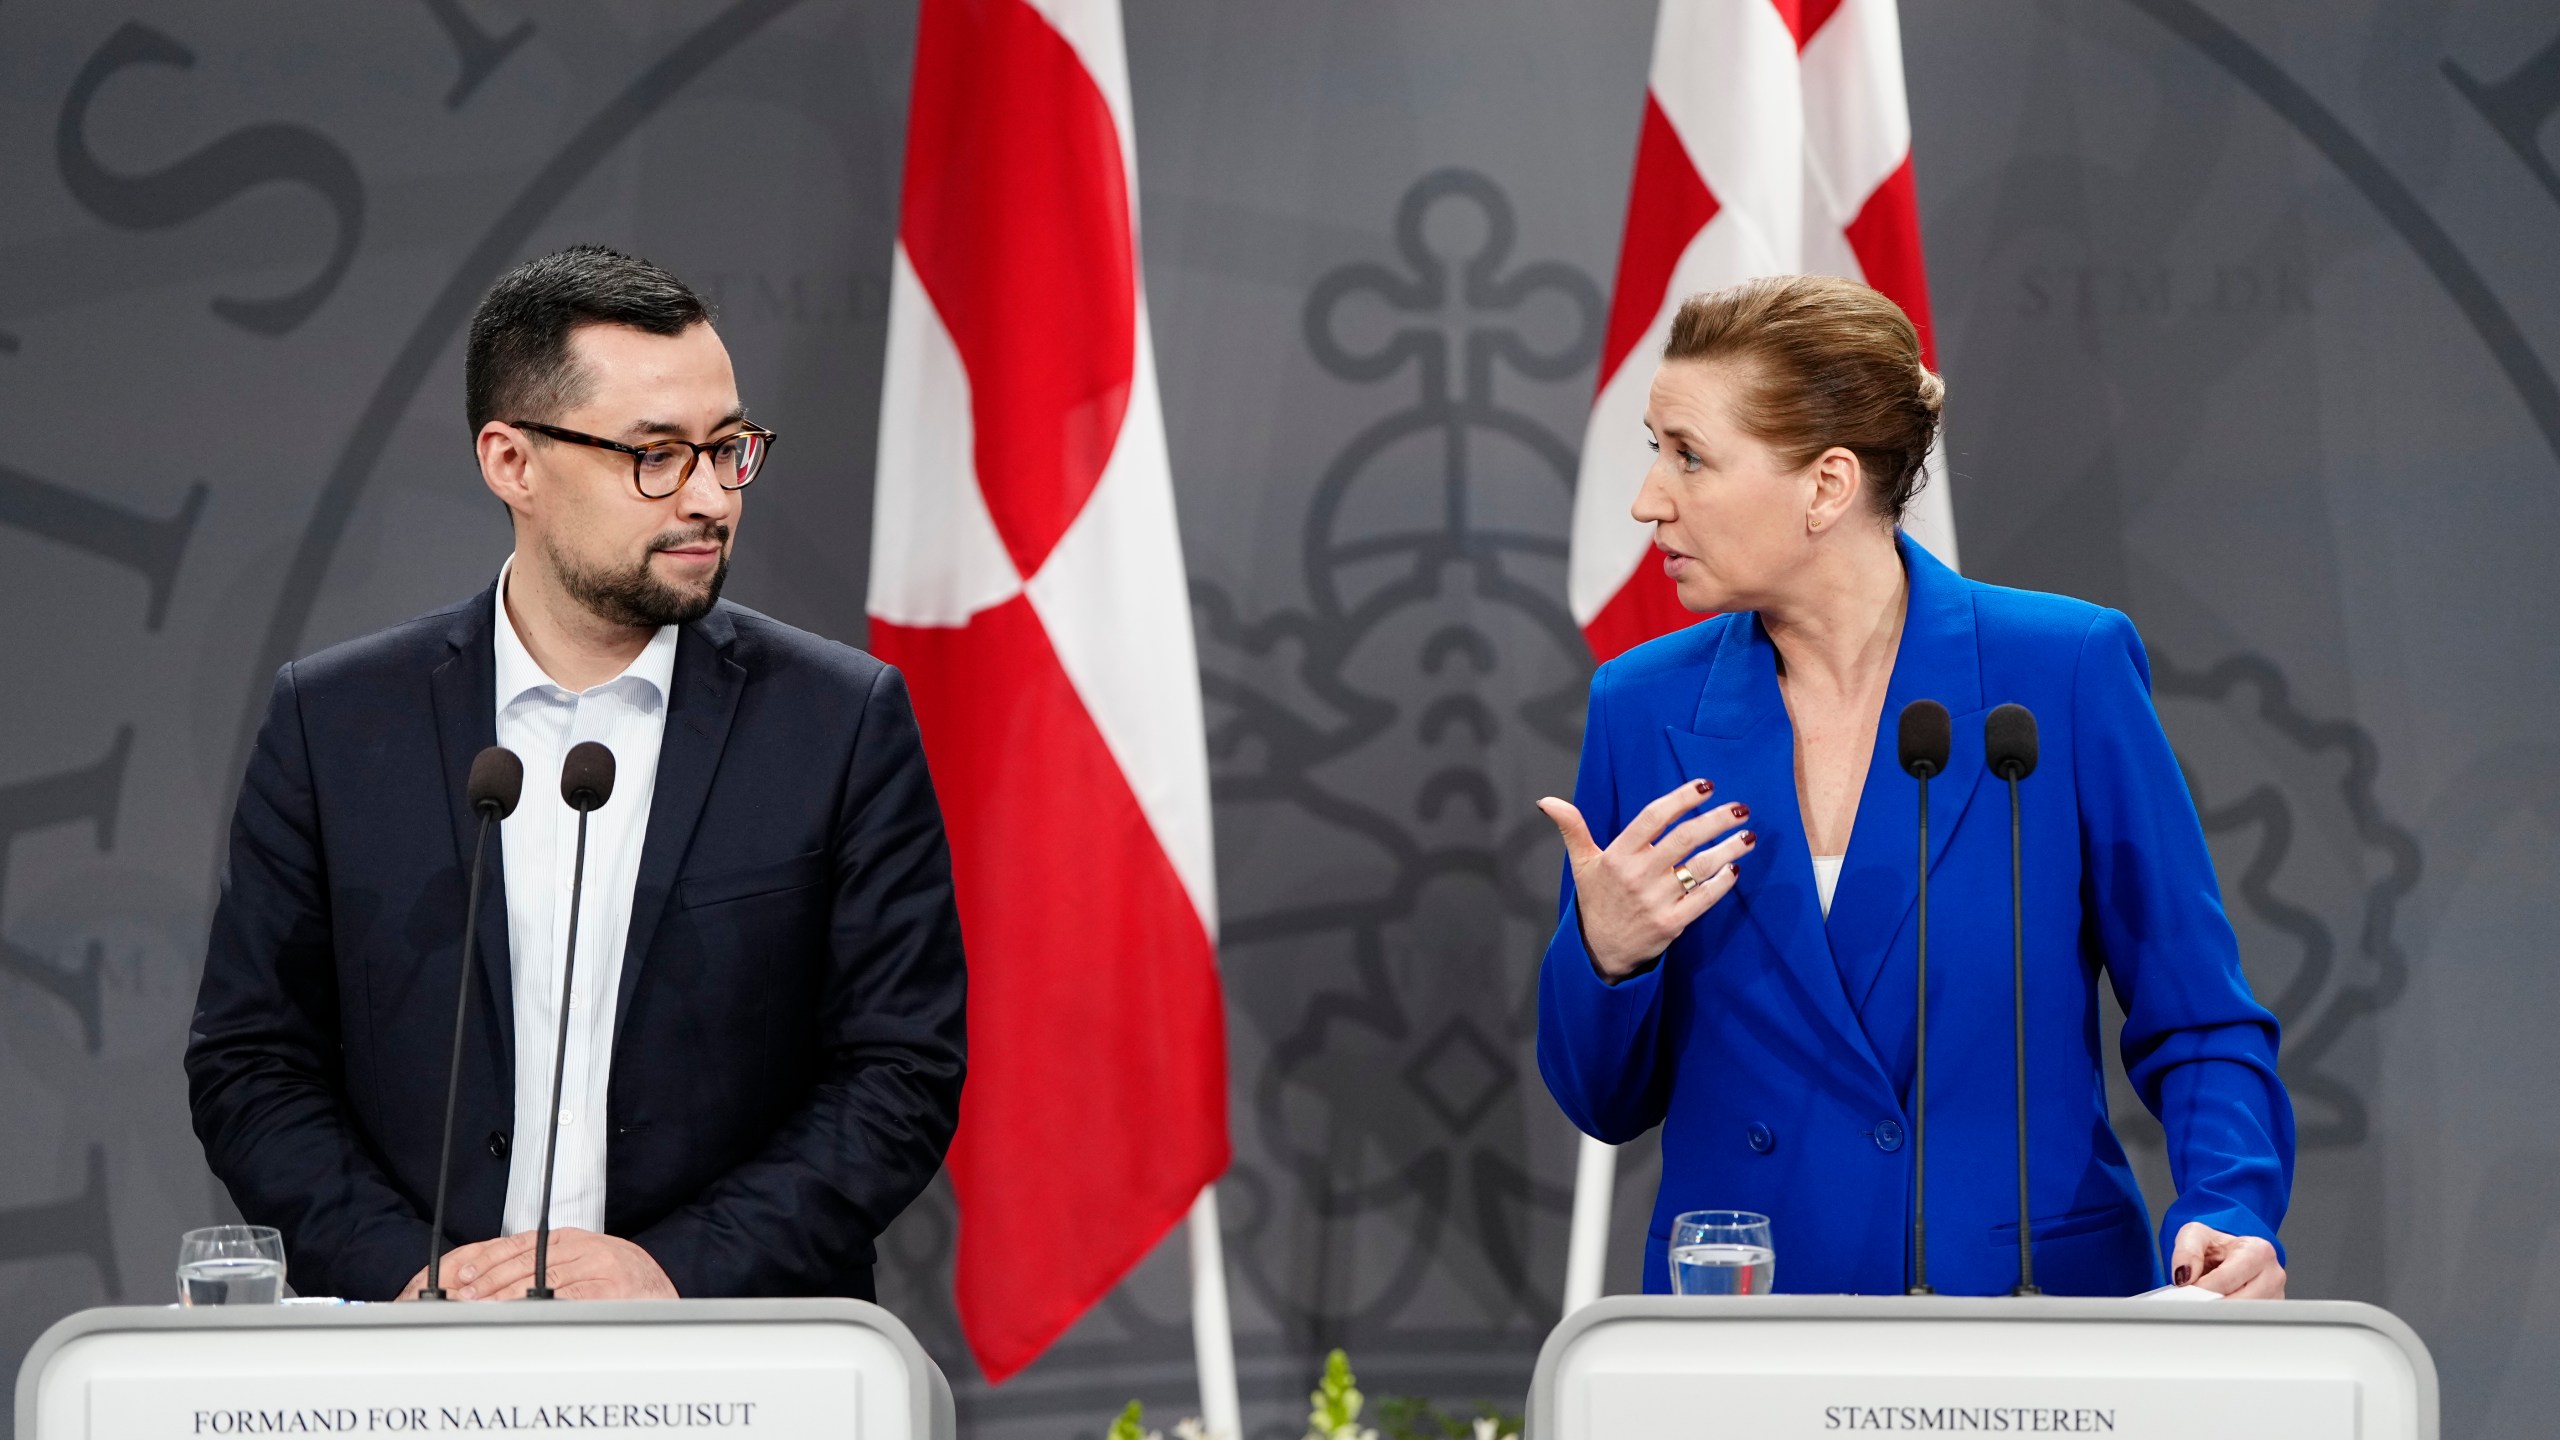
[491,558,678,1237]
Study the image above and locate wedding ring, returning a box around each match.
[1674,864,1702,894]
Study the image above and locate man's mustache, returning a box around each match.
[648,524,731,553]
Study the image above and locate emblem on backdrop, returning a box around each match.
[2152,653,2420,1149]
[1192,168,1604,1334]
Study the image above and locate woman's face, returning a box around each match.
[1636,358,1829,614]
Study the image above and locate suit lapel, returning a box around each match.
[1825,535,1992,1016]
[1664,619,1886,1088]
[426,585,515,1067]
[612,605,745,1051]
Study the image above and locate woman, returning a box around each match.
[1536,275,2293,1299]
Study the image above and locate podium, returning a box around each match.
[15,1298,954,1440]
[1527,1296,2437,1439]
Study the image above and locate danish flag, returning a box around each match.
[867,0,1228,1382]
[1569,0,1958,663]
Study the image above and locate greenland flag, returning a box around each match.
[867,0,1229,1383]
[1570,0,1959,663]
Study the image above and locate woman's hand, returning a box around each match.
[2169,1222,2286,1299]
[1538,780,1755,980]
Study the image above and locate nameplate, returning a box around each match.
[90,1371,859,1438]
[1586,1373,2353,1437]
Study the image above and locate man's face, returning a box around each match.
[507,320,746,628]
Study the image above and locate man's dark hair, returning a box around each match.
[465,244,713,432]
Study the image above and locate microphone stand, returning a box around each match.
[1909,762,1934,1295]
[419,804,498,1300]
[2006,765,2039,1295]
[527,806,593,1301]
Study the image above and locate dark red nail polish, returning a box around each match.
[1741,831,1755,846]
[2173,1265,2191,1286]
[1732,803,1750,821]
[1694,779,1712,795]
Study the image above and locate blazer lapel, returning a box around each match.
[1664,619,1887,1089]
[1825,534,1993,1016]
[612,604,745,1051]
[426,584,515,1068]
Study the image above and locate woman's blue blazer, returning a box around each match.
[1538,534,2294,1297]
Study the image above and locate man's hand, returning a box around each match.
[394,1229,677,1301]
[2169,1222,2285,1299]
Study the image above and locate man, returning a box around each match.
[187,244,966,1301]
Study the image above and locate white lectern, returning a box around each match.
[15,1298,954,1440]
[1527,1296,2436,1439]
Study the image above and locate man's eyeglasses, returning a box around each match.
[511,420,776,499]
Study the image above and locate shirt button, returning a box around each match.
[1746,1122,1776,1154]
[560,1109,576,1127]
[487,1130,510,1159]
[1872,1120,1905,1152]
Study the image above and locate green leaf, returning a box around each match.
[1371,1395,1447,1440]
[1107,1400,1150,1440]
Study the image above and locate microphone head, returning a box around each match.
[467,746,525,819]
[560,741,616,812]
[1898,699,1952,778]
[1986,703,2039,780]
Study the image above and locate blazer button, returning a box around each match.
[1871,1120,1905,1152]
[486,1130,511,1160]
[1746,1122,1776,1154]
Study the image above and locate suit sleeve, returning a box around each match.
[186,663,435,1301]
[1536,662,1675,1144]
[2072,610,2295,1261]
[633,663,967,1296]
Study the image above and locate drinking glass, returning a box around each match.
[177,1225,286,1306]
[1669,1210,1774,1295]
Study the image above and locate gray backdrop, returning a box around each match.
[2,1,2554,1436]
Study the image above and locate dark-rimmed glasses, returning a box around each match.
[511,419,776,499]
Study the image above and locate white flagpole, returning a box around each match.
[1188,1184,1243,1438]
[1562,1133,1618,1311]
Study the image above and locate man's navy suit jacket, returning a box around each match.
[186,584,968,1301]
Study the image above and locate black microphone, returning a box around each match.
[1985,703,2041,1296]
[1896,699,1950,1295]
[420,746,522,1300]
[528,740,615,1300]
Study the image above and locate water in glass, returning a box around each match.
[1669,1241,1776,1294]
[180,1257,285,1305]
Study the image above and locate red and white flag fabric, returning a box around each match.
[1569,0,1959,664]
[867,0,1228,1383]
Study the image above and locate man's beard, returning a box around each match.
[546,524,731,628]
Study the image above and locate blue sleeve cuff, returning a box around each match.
[2160,1201,2287,1268]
